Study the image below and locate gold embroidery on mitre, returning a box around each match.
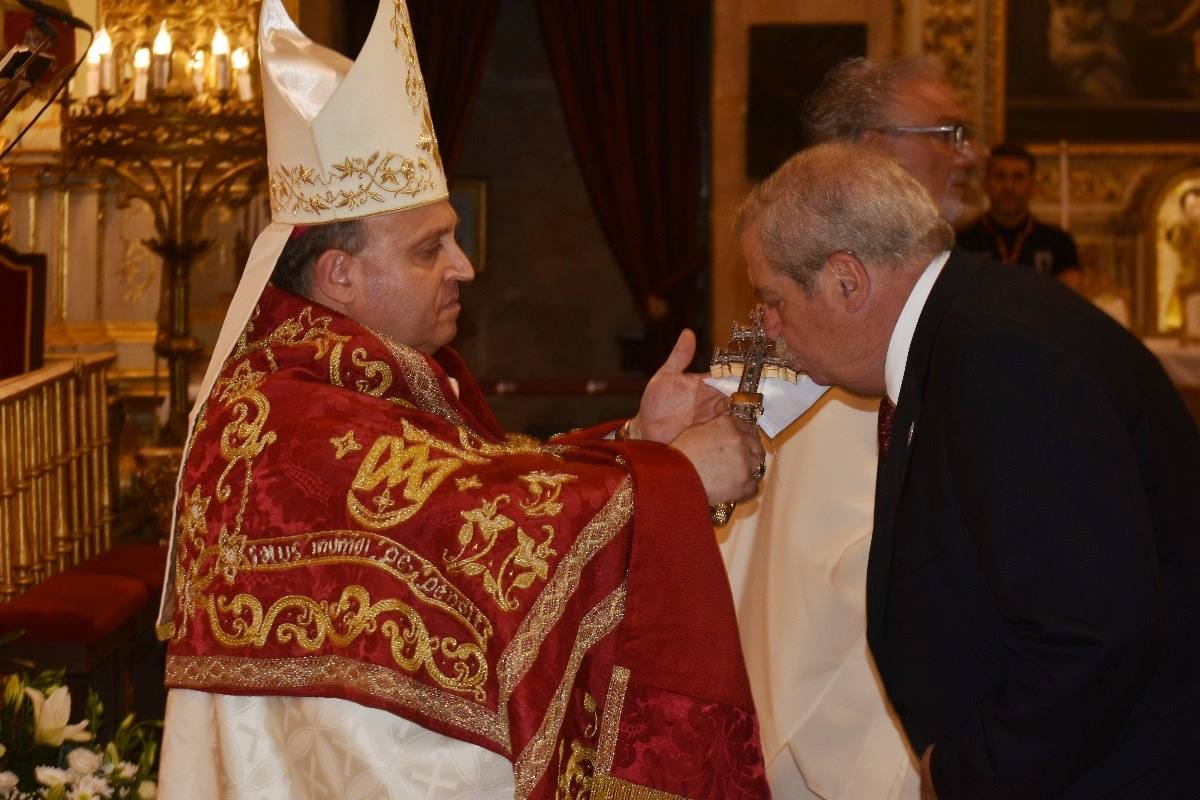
[445,495,557,613]
[204,584,488,701]
[269,151,437,218]
[330,430,362,459]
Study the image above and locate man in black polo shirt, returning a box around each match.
[958,142,1083,291]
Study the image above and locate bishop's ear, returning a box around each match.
[310,248,357,308]
[825,251,870,313]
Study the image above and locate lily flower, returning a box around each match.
[24,686,93,746]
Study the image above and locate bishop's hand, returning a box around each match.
[670,414,765,505]
[628,329,727,444]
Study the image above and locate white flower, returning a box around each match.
[0,771,18,792]
[136,780,157,799]
[23,686,91,746]
[113,762,138,780]
[35,766,71,787]
[67,747,103,777]
[69,774,112,799]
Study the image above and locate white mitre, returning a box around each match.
[157,0,448,631]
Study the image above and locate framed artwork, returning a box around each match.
[1000,0,1200,145]
[450,179,487,272]
[745,23,867,179]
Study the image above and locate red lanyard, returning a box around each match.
[981,215,1035,264]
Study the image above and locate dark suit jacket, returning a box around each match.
[869,250,1200,799]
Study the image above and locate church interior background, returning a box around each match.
[0,0,1198,780]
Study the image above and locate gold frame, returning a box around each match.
[983,1,1200,156]
[450,179,488,273]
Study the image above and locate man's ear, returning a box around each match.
[310,249,356,308]
[825,251,870,313]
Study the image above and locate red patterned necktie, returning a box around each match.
[878,395,896,460]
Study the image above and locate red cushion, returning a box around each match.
[72,545,169,595]
[0,573,148,644]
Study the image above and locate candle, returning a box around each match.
[94,27,115,95]
[1058,139,1070,231]
[212,25,230,93]
[151,21,172,94]
[133,47,150,102]
[190,50,206,96]
[84,36,101,98]
[232,47,252,101]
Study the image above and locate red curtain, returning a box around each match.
[343,1,500,175]
[535,0,710,368]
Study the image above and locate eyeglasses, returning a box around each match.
[873,123,971,153]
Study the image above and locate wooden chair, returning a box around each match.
[0,243,46,380]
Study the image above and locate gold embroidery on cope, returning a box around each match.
[596,666,631,777]
[165,653,511,753]
[519,472,577,517]
[242,529,493,648]
[498,479,633,702]
[445,495,557,613]
[348,428,484,530]
[513,583,627,800]
[456,475,483,492]
[591,777,688,800]
[330,430,362,459]
[555,692,599,800]
[204,584,488,701]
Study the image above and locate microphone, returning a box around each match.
[16,0,92,32]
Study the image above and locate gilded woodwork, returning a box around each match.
[0,353,116,599]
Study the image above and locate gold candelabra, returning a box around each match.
[61,0,265,444]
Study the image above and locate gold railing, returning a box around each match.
[0,352,116,600]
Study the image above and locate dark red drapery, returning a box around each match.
[343,0,500,175]
[535,0,710,368]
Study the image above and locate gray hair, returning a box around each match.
[806,56,947,143]
[736,141,954,291]
[271,218,368,297]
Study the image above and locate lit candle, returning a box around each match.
[84,35,102,98]
[232,47,252,101]
[94,27,115,95]
[190,50,205,96]
[212,25,230,93]
[133,47,150,102]
[1058,139,1070,231]
[151,21,172,94]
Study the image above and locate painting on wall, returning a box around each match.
[746,23,866,179]
[1004,0,1200,143]
[1156,173,1200,332]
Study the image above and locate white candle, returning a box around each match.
[212,26,230,93]
[190,50,205,95]
[84,42,100,98]
[1058,140,1070,231]
[94,27,115,95]
[232,47,252,101]
[133,47,150,102]
[151,22,172,94]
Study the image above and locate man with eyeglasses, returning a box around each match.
[958,142,1083,291]
[718,55,981,800]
